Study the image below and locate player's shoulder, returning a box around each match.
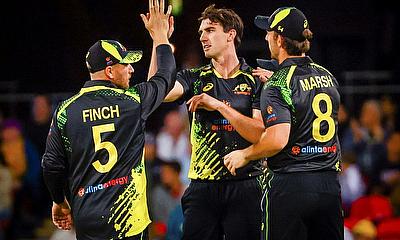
[56,92,80,112]
[236,58,262,86]
[177,64,212,79]
[265,66,292,89]
[124,87,141,103]
[193,64,212,75]
[308,62,334,76]
[238,57,254,73]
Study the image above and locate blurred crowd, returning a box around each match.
[0,95,54,239]
[338,95,400,240]
[0,92,399,240]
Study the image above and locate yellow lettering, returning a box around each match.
[321,75,328,87]
[81,105,120,122]
[82,110,90,123]
[300,75,334,91]
[315,76,322,88]
[102,107,110,119]
[90,109,93,121]
[93,108,101,121]
[309,77,318,90]
[110,105,120,118]
[326,75,334,87]
[300,79,310,91]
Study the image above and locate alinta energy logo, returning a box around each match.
[77,175,129,197]
[211,118,234,132]
[291,144,337,156]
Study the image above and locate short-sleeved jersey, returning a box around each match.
[261,57,341,173]
[177,58,264,180]
[42,45,176,240]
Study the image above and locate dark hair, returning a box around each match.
[281,29,313,55]
[198,4,244,48]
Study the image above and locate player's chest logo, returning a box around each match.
[233,83,251,95]
[203,82,214,92]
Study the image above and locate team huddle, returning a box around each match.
[41,0,343,239]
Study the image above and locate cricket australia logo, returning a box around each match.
[233,83,251,95]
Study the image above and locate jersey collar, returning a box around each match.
[83,80,118,89]
[278,56,313,69]
[207,57,251,78]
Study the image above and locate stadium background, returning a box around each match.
[3,0,399,111]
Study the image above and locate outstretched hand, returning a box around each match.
[140,0,173,42]
[52,199,73,230]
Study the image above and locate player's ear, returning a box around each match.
[227,29,236,43]
[277,34,284,48]
[104,66,113,79]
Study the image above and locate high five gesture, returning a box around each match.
[140,0,173,45]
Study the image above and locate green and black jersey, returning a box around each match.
[261,56,341,173]
[42,45,175,239]
[177,58,264,180]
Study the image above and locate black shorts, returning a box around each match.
[262,171,343,240]
[181,177,263,240]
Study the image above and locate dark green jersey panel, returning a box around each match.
[178,58,264,180]
[261,57,341,173]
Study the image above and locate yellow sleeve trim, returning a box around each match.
[310,63,333,76]
[286,65,297,88]
[57,86,139,119]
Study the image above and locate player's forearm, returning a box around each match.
[152,33,169,47]
[216,104,264,143]
[149,44,176,94]
[243,138,281,161]
[164,81,183,102]
[243,123,290,161]
[147,43,158,80]
[43,170,66,204]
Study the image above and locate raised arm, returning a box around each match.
[137,0,177,119]
[141,0,175,87]
[146,14,174,80]
[142,0,183,103]
[164,81,184,102]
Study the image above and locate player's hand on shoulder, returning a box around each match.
[252,67,273,83]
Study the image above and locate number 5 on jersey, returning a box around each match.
[92,123,118,173]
